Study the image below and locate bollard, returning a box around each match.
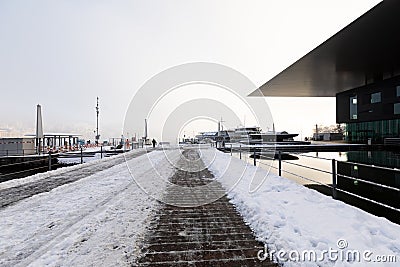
[100,146,103,159]
[239,144,242,159]
[80,147,83,164]
[253,149,256,166]
[332,159,337,199]
[278,151,282,176]
[230,144,232,156]
[48,152,52,171]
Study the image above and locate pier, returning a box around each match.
[0,147,276,265]
[0,147,399,265]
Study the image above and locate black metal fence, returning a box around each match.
[0,147,102,182]
[228,145,400,218]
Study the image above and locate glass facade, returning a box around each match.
[345,119,400,143]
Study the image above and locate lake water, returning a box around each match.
[235,150,400,186]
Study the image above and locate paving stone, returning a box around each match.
[137,148,277,266]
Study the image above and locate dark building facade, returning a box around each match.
[251,0,400,144]
[337,75,400,143]
[250,0,400,222]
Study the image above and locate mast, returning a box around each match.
[36,104,44,154]
[144,118,148,140]
[95,97,100,144]
[220,117,225,131]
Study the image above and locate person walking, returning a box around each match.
[152,138,157,148]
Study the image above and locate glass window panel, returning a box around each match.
[350,96,358,120]
[394,103,400,115]
[371,92,381,103]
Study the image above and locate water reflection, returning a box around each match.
[346,150,400,169]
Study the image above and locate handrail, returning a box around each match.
[0,158,49,168]
[280,169,333,189]
[257,158,331,188]
[337,173,400,192]
[296,153,334,161]
[257,160,279,170]
[344,160,400,172]
[335,187,400,212]
[281,160,332,175]
[0,165,49,178]
[229,145,400,214]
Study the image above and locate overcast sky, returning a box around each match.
[0,0,381,141]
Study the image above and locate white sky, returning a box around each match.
[0,0,381,141]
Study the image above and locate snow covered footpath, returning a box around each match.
[0,149,180,266]
[201,148,400,266]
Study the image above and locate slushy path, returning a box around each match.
[138,149,276,266]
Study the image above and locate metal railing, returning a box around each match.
[227,144,400,213]
[0,147,102,181]
[0,148,37,157]
[0,145,140,182]
[0,153,60,182]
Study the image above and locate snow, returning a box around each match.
[201,148,400,266]
[1,146,399,266]
[0,149,180,266]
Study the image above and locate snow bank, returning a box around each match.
[201,148,400,266]
[0,149,180,266]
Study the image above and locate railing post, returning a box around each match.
[239,144,242,159]
[48,152,52,171]
[100,145,103,159]
[332,159,337,199]
[278,151,282,176]
[253,149,256,166]
[80,147,83,164]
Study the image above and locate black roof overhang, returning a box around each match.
[250,0,400,97]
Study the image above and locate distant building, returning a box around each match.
[0,128,11,138]
[251,1,400,144]
[0,137,35,156]
[313,132,344,141]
